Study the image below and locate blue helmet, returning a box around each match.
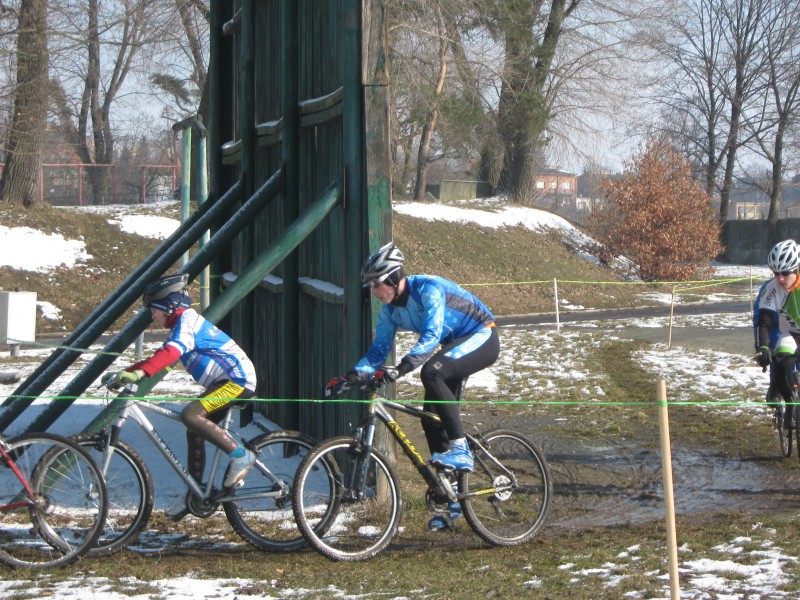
[142,274,191,315]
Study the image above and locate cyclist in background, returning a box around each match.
[754,239,800,423]
[107,273,258,522]
[349,242,500,530]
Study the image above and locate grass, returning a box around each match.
[0,201,788,597]
[0,201,750,333]
[0,203,178,335]
[10,508,800,598]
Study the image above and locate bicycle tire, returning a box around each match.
[460,429,551,547]
[793,403,800,464]
[71,433,154,556]
[776,402,792,458]
[223,430,320,552]
[292,436,402,561]
[0,433,108,568]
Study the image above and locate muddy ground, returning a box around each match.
[516,320,800,534]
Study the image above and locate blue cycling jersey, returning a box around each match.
[354,274,495,374]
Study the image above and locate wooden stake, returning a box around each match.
[668,287,675,348]
[553,278,560,331]
[658,379,680,599]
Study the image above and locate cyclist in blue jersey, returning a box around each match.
[107,274,258,521]
[350,242,500,530]
[754,240,800,421]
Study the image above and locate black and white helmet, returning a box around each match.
[361,242,405,287]
[768,240,800,273]
[142,273,191,315]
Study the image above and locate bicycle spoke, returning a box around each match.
[223,431,318,552]
[0,434,107,568]
[460,430,551,546]
[293,437,402,561]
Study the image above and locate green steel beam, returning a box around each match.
[281,0,300,401]
[0,181,243,431]
[83,181,342,433]
[20,171,284,435]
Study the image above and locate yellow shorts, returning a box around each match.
[199,381,249,413]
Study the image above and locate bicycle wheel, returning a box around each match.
[460,429,551,546]
[775,402,792,458]
[223,430,320,552]
[292,436,402,561]
[0,433,107,568]
[71,433,154,556]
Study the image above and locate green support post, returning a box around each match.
[281,0,300,401]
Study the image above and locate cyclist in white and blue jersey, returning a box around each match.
[108,274,258,521]
[754,239,800,415]
[352,242,500,524]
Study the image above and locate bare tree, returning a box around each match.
[42,0,195,205]
[744,0,800,224]
[653,0,772,224]
[0,0,48,207]
[388,0,490,200]
[411,1,448,200]
[490,0,579,202]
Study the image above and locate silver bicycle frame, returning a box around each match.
[98,397,288,504]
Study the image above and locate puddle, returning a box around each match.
[545,439,800,529]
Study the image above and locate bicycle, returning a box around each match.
[291,373,552,561]
[73,377,331,556]
[767,351,800,459]
[0,431,108,568]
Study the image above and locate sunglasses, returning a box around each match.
[774,270,796,277]
[366,280,382,289]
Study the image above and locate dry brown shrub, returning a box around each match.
[594,137,723,282]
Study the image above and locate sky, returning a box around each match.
[0,198,787,599]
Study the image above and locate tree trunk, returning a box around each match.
[0,0,49,208]
[496,0,576,202]
[767,125,785,225]
[412,1,447,201]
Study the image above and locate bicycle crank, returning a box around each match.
[186,493,219,518]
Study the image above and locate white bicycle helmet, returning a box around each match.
[768,239,800,273]
[361,242,405,286]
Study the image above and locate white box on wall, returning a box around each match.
[0,291,37,344]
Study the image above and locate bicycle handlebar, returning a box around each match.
[99,373,137,394]
[324,374,384,398]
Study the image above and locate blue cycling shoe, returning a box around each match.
[428,486,462,531]
[430,439,473,473]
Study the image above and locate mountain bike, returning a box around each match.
[291,374,552,561]
[766,351,800,459]
[73,377,331,556]
[0,431,107,568]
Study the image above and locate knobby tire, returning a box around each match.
[0,433,108,568]
[71,433,154,556]
[223,430,319,552]
[292,436,402,561]
[459,429,551,547]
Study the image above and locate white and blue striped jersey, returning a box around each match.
[163,308,257,392]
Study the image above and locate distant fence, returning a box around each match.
[0,163,180,206]
[722,219,800,265]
